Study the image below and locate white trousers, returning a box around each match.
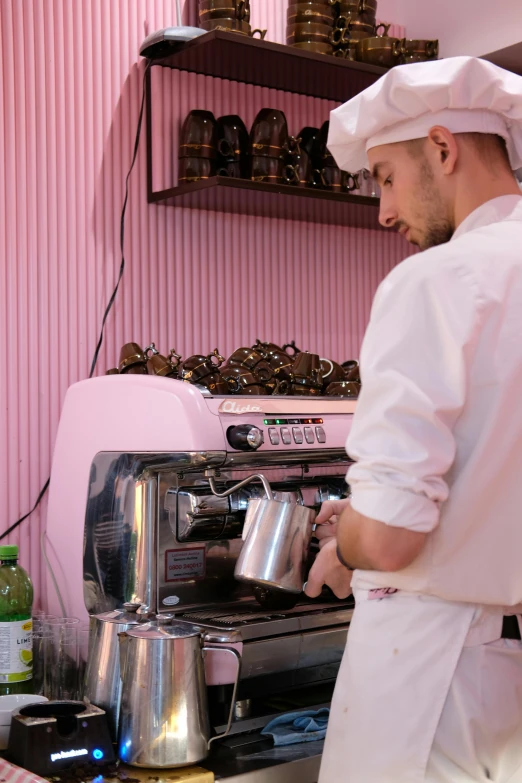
[426,637,522,782]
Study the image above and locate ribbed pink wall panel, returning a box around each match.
[0,0,409,603]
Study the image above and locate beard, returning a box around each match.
[407,161,454,251]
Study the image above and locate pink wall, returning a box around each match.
[388,0,522,59]
[0,0,408,604]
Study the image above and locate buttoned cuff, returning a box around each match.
[349,484,440,533]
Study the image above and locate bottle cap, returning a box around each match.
[0,545,18,559]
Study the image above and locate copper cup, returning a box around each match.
[179,110,217,160]
[124,365,149,375]
[285,150,312,187]
[146,344,180,378]
[106,368,119,375]
[290,40,334,54]
[320,357,346,386]
[118,342,147,373]
[286,21,334,44]
[197,371,230,394]
[250,109,289,160]
[221,364,270,395]
[292,351,323,383]
[179,349,225,383]
[342,359,360,382]
[287,3,335,26]
[251,156,286,183]
[178,157,216,183]
[399,38,439,57]
[199,0,250,21]
[227,346,267,370]
[356,34,401,67]
[290,377,323,396]
[326,381,361,397]
[312,166,358,192]
[333,42,358,59]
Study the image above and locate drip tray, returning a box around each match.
[177,599,354,642]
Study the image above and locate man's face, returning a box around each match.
[368,141,454,250]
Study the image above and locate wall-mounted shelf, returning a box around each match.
[145,31,386,228]
[146,29,387,102]
[149,176,382,229]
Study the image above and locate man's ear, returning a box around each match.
[427,126,458,174]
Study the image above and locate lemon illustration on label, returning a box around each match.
[19,649,32,667]
[21,621,32,632]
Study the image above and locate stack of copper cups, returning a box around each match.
[250,108,294,184]
[178,110,218,184]
[198,0,266,38]
[286,0,337,56]
[332,0,379,59]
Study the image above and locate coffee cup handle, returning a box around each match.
[312,168,327,187]
[376,22,391,36]
[345,173,358,192]
[236,0,246,21]
[251,28,267,39]
[218,138,235,157]
[426,39,438,57]
[209,349,225,367]
[226,376,242,393]
[283,164,299,185]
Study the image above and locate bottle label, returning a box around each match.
[0,619,33,682]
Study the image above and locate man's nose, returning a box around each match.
[378,194,398,228]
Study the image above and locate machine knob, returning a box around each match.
[227,425,264,451]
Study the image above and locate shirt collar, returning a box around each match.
[452,194,522,241]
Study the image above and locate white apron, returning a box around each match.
[319,588,500,783]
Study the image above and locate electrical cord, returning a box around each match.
[0,60,151,543]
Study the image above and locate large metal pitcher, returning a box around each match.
[117,622,241,768]
[234,498,316,593]
[83,609,140,739]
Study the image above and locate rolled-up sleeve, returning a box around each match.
[347,254,482,533]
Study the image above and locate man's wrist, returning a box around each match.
[336,543,355,571]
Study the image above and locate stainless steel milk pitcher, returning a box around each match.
[234,497,316,592]
[117,621,241,768]
[83,608,141,738]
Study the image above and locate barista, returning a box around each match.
[305,56,522,782]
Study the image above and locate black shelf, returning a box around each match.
[145,31,386,227]
[146,29,387,102]
[149,176,382,229]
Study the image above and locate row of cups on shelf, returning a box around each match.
[178,108,380,195]
[198,0,266,39]
[286,0,438,67]
[108,341,361,398]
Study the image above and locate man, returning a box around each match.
[304,56,522,782]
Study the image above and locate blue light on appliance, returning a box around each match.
[92,749,104,761]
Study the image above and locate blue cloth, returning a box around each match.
[261,708,330,746]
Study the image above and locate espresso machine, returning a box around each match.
[45,376,355,778]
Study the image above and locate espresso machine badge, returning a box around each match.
[218,400,263,414]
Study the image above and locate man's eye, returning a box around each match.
[384,176,392,186]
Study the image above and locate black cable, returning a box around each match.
[0,61,151,542]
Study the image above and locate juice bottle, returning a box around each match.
[0,545,33,694]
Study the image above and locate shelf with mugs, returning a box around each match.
[148,175,383,230]
[143,29,387,103]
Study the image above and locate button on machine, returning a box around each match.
[304,427,315,445]
[315,426,326,444]
[268,427,280,446]
[292,427,303,444]
[280,427,292,445]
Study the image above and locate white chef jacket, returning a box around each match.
[347,195,522,607]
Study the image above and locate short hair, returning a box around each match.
[405,132,511,172]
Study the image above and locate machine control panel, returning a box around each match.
[228,418,331,450]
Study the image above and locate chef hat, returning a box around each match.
[328,56,522,172]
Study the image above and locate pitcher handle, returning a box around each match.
[204,646,241,747]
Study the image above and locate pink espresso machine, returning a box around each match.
[46,375,355,731]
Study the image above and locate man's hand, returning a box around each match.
[314,498,351,549]
[304,538,353,599]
